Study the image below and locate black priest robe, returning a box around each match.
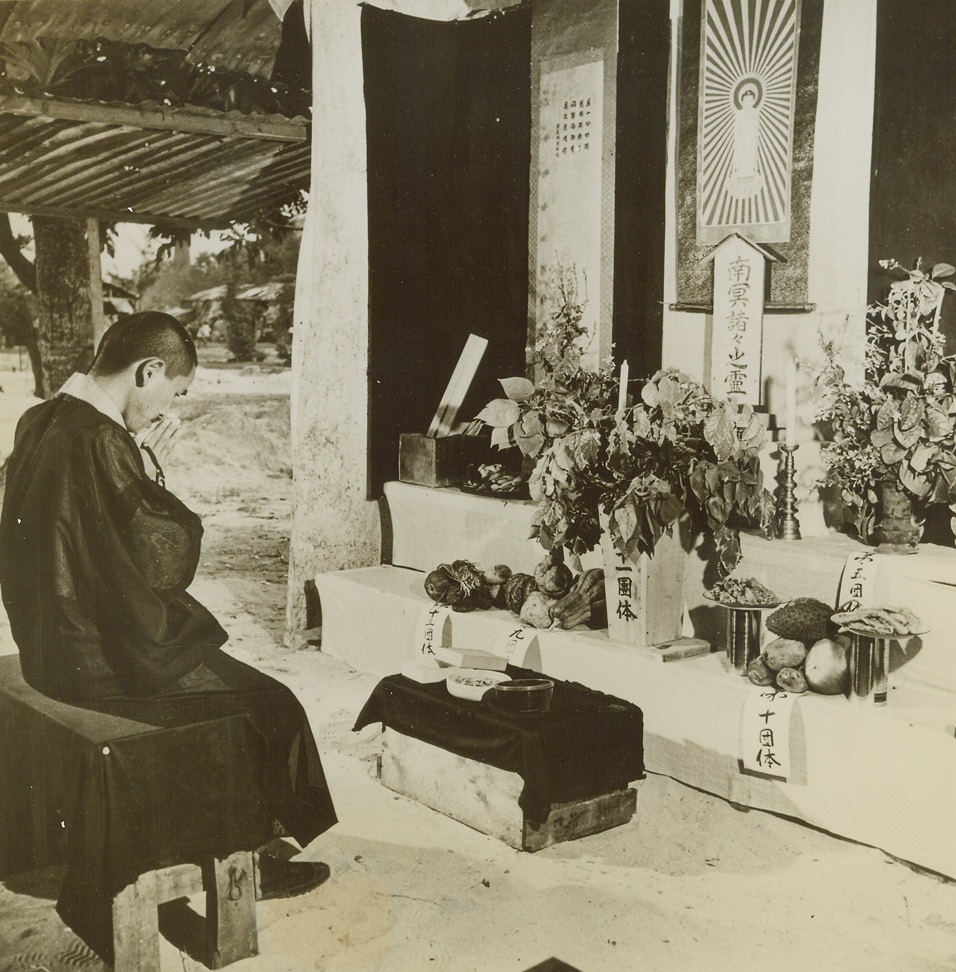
[0,393,336,954]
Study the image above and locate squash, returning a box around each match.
[503,573,537,615]
[549,568,606,629]
[520,591,558,628]
[533,549,574,598]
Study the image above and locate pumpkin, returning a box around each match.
[503,573,537,615]
[550,568,606,629]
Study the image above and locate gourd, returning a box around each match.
[549,568,606,630]
[503,573,537,615]
[533,549,574,598]
[520,591,558,629]
[483,564,513,608]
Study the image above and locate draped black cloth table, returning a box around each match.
[353,666,644,824]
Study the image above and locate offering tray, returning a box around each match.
[458,480,530,500]
[838,623,929,639]
[703,592,788,673]
[703,591,788,611]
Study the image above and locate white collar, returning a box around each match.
[58,373,128,431]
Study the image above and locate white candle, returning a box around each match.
[785,360,797,447]
[617,359,629,417]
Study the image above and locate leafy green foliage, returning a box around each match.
[815,258,956,541]
[477,265,774,577]
[530,369,773,576]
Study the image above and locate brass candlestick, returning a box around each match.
[775,444,801,540]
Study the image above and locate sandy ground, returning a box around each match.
[0,346,955,972]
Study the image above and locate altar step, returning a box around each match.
[383,481,956,695]
[315,563,956,881]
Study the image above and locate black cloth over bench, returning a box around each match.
[0,651,336,963]
[353,666,644,824]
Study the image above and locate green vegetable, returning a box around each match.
[766,597,835,643]
[503,573,537,614]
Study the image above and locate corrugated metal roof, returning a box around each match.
[0,0,285,76]
[0,0,310,229]
[0,93,310,228]
[187,285,227,302]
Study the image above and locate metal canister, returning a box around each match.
[727,606,762,674]
[847,632,889,705]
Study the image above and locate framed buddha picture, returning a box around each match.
[675,0,823,310]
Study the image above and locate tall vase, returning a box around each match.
[599,512,689,647]
[872,477,921,554]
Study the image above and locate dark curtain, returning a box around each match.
[870,1,956,353]
[362,5,531,495]
[271,0,310,91]
[612,0,670,379]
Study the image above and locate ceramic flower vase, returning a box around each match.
[872,477,921,554]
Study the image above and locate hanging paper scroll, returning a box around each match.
[696,0,800,246]
[535,56,605,371]
[676,0,822,308]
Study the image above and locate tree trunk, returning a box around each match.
[32,215,97,398]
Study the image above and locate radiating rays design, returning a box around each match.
[698,0,798,233]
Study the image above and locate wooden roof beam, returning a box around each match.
[0,94,308,143]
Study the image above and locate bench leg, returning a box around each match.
[203,851,258,969]
[112,872,162,972]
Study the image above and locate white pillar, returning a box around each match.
[287,0,380,632]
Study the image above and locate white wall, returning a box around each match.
[287,0,381,631]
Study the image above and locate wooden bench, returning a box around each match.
[0,653,269,969]
[112,853,257,971]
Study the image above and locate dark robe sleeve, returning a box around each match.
[85,428,228,697]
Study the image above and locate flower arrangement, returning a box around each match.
[814,258,956,543]
[475,264,617,460]
[477,265,775,577]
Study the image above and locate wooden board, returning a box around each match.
[636,636,712,663]
[112,852,257,972]
[380,730,637,852]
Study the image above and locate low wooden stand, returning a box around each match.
[380,730,637,852]
[112,851,258,972]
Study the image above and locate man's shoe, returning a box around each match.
[256,855,331,901]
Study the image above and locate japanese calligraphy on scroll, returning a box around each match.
[707,234,769,403]
[536,57,604,370]
[696,0,800,245]
[837,552,878,612]
[741,686,799,779]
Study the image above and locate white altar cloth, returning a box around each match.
[383,482,956,693]
[315,563,956,879]
[384,481,603,575]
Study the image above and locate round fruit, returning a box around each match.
[804,636,850,695]
[763,637,807,672]
[775,666,808,694]
[746,656,775,686]
[520,591,558,629]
